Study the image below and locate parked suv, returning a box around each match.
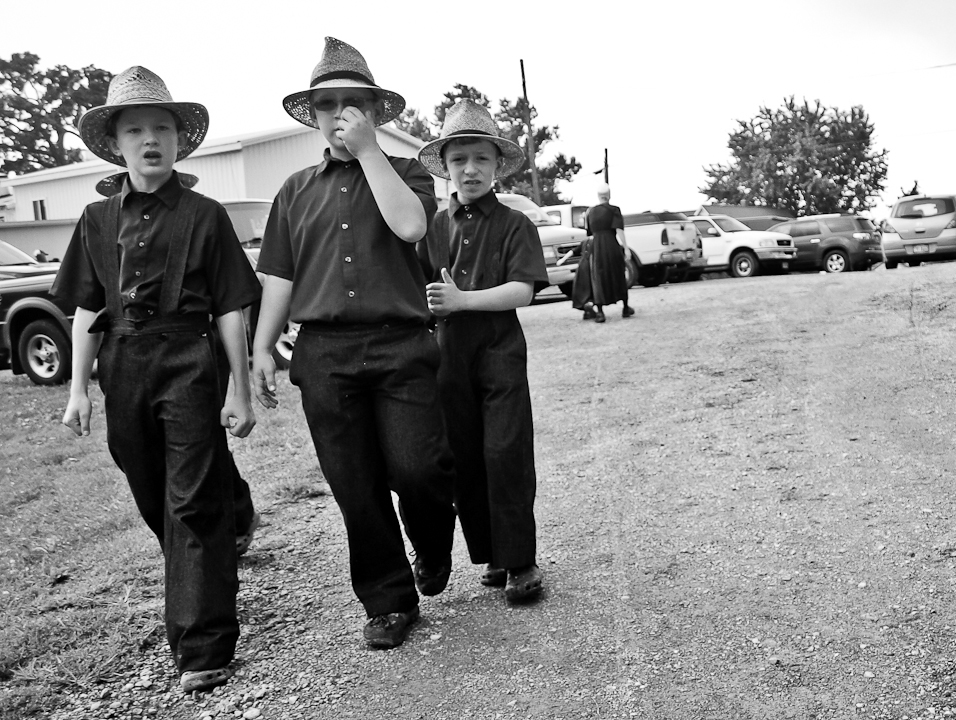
[689,215,796,278]
[767,215,882,273]
[881,195,956,268]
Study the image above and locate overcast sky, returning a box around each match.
[6,0,955,217]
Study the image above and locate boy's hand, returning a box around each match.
[426,268,466,316]
[338,106,380,159]
[221,396,256,438]
[62,394,93,437]
[252,349,279,409]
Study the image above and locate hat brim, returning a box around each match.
[282,79,406,128]
[78,101,209,167]
[96,171,198,197]
[418,134,526,180]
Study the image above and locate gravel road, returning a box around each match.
[50,265,956,719]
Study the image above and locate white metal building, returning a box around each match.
[1,123,450,223]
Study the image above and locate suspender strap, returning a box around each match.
[158,190,200,316]
[98,194,125,319]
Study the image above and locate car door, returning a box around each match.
[789,221,823,268]
[692,219,728,266]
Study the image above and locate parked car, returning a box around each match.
[496,194,585,297]
[689,215,796,278]
[881,195,956,269]
[541,203,589,230]
[621,211,701,287]
[767,215,882,273]
[0,240,74,385]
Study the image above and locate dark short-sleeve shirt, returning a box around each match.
[585,203,624,235]
[256,149,438,324]
[420,191,548,296]
[52,172,261,319]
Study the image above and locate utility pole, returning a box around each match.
[603,148,609,184]
[520,59,542,205]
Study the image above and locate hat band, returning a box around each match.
[311,70,375,88]
[446,129,495,139]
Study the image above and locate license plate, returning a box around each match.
[914,244,929,254]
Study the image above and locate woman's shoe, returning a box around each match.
[479,564,507,587]
[594,310,606,323]
[505,565,543,602]
[180,667,233,693]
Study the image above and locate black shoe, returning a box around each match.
[594,310,606,324]
[505,565,543,602]
[479,564,507,587]
[363,606,420,649]
[622,306,635,318]
[582,309,597,320]
[413,556,451,596]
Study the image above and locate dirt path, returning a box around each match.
[48,266,956,719]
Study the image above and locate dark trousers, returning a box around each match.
[98,318,239,673]
[437,312,537,569]
[290,321,456,617]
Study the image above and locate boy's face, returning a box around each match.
[107,106,185,186]
[443,139,503,203]
[310,88,380,154]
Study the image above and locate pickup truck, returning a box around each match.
[688,215,796,278]
[621,211,702,287]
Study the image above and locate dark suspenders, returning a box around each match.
[96,189,200,321]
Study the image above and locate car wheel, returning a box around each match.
[18,319,71,386]
[272,320,299,370]
[884,260,897,269]
[636,264,666,288]
[729,250,758,278]
[908,260,922,267]
[559,281,574,298]
[823,250,849,273]
[624,254,639,288]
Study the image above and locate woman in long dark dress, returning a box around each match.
[571,185,634,322]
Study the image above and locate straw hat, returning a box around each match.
[282,37,405,128]
[418,100,526,180]
[95,171,199,197]
[79,66,209,167]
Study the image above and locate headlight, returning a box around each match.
[541,246,557,261]
[758,238,776,247]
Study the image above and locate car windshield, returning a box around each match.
[894,197,955,219]
[0,241,37,266]
[497,195,559,226]
[713,217,751,232]
[225,201,272,247]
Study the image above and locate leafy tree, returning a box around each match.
[701,97,888,216]
[0,52,113,174]
[396,83,580,205]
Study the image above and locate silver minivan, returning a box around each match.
[882,195,956,268]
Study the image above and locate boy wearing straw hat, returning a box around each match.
[53,66,261,692]
[253,37,456,649]
[417,100,548,602]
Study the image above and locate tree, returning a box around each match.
[701,97,888,217]
[397,83,581,206]
[0,52,113,174]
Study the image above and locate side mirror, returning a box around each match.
[707,227,718,236]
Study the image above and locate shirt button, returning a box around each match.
[467,214,473,219]
[144,214,150,220]
[138,241,145,247]
[345,256,352,263]
[342,223,349,230]
[464,206,471,211]
[129,291,136,299]
[461,270,468,275]
[135,271,142,277]
[147,309,154,315]
[341,187,348,192]
[463,239,470,245]
[348,291,355,298]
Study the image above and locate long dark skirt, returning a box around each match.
[572,231,629,308]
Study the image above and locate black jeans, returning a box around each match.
[98,317,238,672]
[290,321,456,617]
[437,311,538,569]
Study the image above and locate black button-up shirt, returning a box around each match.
[256,149,437,324]
[420,191,548,297]
[53,172,261,319]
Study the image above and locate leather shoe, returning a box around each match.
[594,310,606,324]
[622,305,635,318]
[582,309,596,320]
[413,556,451,596]
[180,667,232,693]
[364,606,420,649]
[236,511,261,557]
[505,565,543,602]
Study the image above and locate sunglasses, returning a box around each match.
[312,96,376,113]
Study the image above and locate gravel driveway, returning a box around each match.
[48,265,956,720]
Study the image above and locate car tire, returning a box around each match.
[908,260,922,267]
[729,250,758,278]
[624,254,639,288]
[636,264,666,288]
[559,281,574,298]
[18,319,71,386]
[271,320,298,370]
[823,250,849,273]
[885,260,898,269]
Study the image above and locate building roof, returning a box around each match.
[696,203,793,220]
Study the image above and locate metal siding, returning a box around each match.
[176,151,245,199]
[11,169,114,220]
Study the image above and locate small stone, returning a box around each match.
[864,671,875,678]
[243,710,261,720]
[858,581,867,589]
[768,656,780,665]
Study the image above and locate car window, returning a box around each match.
[497,194,557,226]
[894,197,956,219]
[0,241,37,265]
[713,217,750,232]
[823,217,856,233]
[223,201,272,248]
[856,218,876,231]
[571,207,588,229]
[772,224,791,235]
[692,220,713,235]
[790,221,822,237]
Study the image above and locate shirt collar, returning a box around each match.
[120,171,186,209]
[315,147,359,175]
[449,190,498,217]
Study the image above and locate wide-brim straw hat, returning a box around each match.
[79,66,209,167]
[96,171,198,197]
[418,100,526,180]
[282,37,405,128]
